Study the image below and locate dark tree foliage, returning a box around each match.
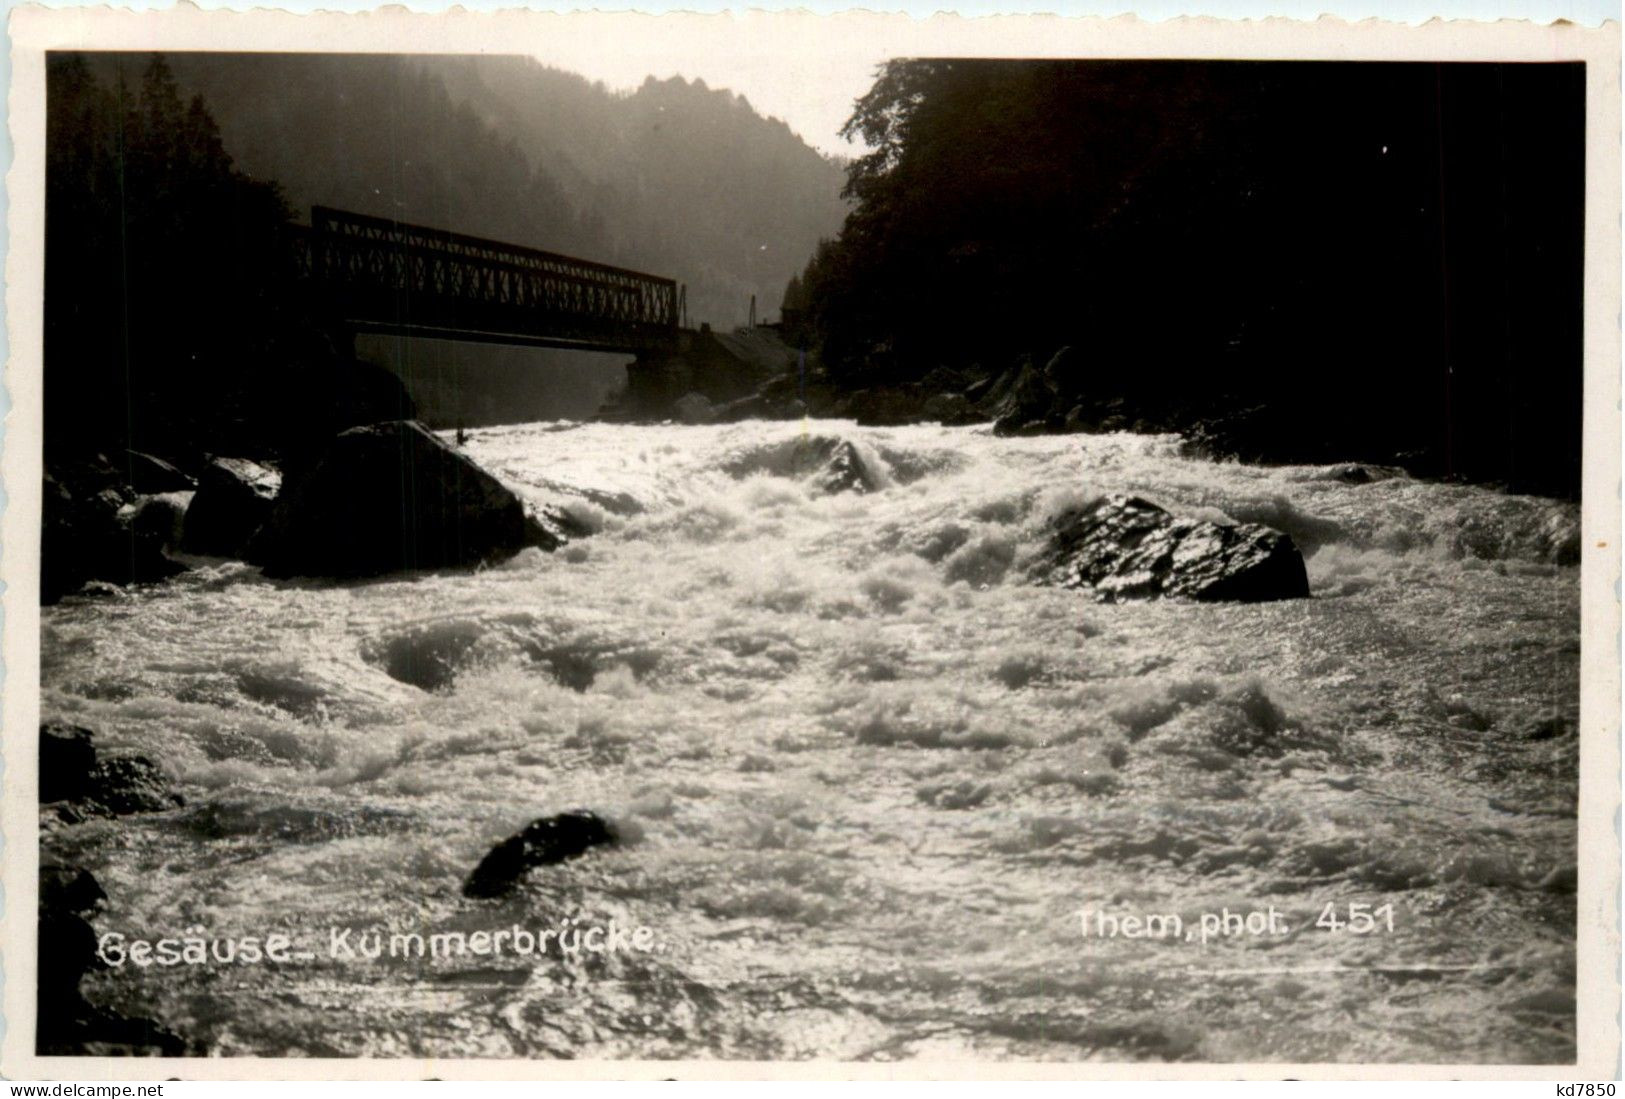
[797,60,1585,496]
[46,53,294,461]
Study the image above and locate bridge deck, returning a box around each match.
[289,206,682,354]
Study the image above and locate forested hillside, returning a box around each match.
[46,54,295,459]
[790,60,1585,496]
[424,57,848,328]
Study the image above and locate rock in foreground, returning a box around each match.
[251,421,532,579]
[181,456,281,558]
[40,721,184,821]
[40,721,97,803]
[38,861,188,1056]
[463,810,618,898]
[1032,493,1310,603]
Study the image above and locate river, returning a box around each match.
[40,420,1581,1062]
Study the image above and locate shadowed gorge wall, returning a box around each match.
[45,53,296,460]
[793,60,1585,496]
[146,52,849,332]
[56,52,849,439]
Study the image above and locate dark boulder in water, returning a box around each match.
[1331,464,1378,485]
[463,810,619,898]
[83,756,184,817]
[1321,463,1405,485]
[723,434,886,495]
[37,861,188,1056]
[1032,493,1310,603]
[962,373,997,406]
[181,456,281,558]
[37,862,108,1053]
[41,861,108,917]
[815,439,884,495]
[41,457,189,603]
[40,461,122,601]
[40,721,97,803]
[521,506,591,554]
[251,420,531,579]
[1523,714,1575,741]
[41,720,182,820]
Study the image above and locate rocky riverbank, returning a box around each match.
[37,723,190,1056]
[41,418,601,604]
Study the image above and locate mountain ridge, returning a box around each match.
[135,52,848,330]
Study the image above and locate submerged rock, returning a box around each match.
[723,434,886,495]
[1322,462,1406,485]
[1524,714,1575,741]
[463,810,619,898]
[1533,862,1578,894]
[181,456,281,558]
[1032,493,1310,603]
[1331,464,1379,485]
[83,756,184,816]
[40,721,182,820]
[251,420,530,579]
[814,439,885,495]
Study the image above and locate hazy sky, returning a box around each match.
[526,32,890,157]
[470,0,1609,159]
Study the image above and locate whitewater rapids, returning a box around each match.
[40,421,1580,1062]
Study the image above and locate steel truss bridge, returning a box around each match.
[288,206,683,354]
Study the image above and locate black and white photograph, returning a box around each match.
[3,8,1619,1078]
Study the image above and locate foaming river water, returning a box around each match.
[41,421,1580,1062]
